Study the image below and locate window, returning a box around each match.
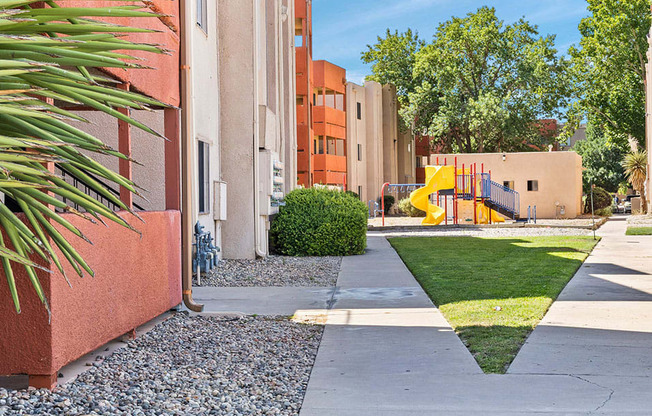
[357,144,363,161]
[312,93,316,106]
[527,180,538,192]
[357,186,362,198]
[314,136,324,154]
[198,141,210,213]
[356,102,361,120]
[503,181,514,190]
[295,35,303,47]
[196,0,207,31]
[296,96,304,106]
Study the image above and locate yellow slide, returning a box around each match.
[476,203,505,224]
[409,165,455,225]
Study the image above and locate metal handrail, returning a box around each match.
[481,178,520,217]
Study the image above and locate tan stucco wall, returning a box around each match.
[68,110,166,212]
[382,84,398,185]
[430,152,583,219]
[346,81,415,203]
[217,0,296,259]
[346,82,368,201]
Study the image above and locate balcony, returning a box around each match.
[296,0,307,19]
[313,154,346,173]
[313,122,345,139]
[313,170,346,187]
[313,105,345,128]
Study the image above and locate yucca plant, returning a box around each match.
[621,150,648,214]
[0,0,169,316]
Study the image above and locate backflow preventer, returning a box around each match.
[193,222,220,280]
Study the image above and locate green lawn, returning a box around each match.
[389,236,599,373]
[626,227,652,236]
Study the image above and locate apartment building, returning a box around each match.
[346,81,416,203]
[296,1,347,189]
[217,0,297,259]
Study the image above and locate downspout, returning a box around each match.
[180,0,203,311]
[253,0,265,259]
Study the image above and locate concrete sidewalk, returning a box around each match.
[300,218,652,415]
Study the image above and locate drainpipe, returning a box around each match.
[253,1,265,259]
[179,0,203,311]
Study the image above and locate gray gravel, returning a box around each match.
[0,313,322,415]
[373,227,594,239]
[194,256,341,287]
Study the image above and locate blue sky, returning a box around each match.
[312,0,590,84]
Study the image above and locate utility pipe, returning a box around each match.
[253,1,265,259]
[179,0,203,312]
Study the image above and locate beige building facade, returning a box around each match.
[346,81,416,203]
[217,0,297,259]
[185,0,297,260]
[430,152,583,219]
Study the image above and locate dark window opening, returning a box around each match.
[527,180,538,192]
[503,181,514,190]
[357,144,362,161]
[196,0,207,31]
[356,102,361,120]
[198,141,210,213]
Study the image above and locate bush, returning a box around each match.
[595,207,612,217]
[378,195,395,214]
[584,186,612,213]
[344,190,360,199]
[398,198,426,217]
[270,188,368,256]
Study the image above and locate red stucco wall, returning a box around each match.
[0,210,181,382]
[60,0,181,106]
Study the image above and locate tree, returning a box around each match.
[622,150,648,213]
[0,1,166,314]
[361,29,425,106]
[568,0,650,148]
[574,123,628,192]
[363,7,570,153]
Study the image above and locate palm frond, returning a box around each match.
[0,0,168,316]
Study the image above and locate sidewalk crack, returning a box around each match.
[569,374,615,412]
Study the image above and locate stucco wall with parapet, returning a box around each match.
[430,152,583,219]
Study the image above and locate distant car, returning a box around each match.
[624,201,632,214]
[623,194,639,214]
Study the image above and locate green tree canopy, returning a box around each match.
[362,29,425,105]
[362,7,571,153]
[567,0,650,148]
[574,123,628,193]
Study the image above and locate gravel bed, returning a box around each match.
[627,214,652,226]
[0,314,322,416]
[194,256,341,287]
[373,227,594,239]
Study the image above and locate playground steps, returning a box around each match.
[483,199,520,220]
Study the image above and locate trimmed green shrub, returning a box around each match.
[398,198,426,217]
[344,190,360,199]
[270,188,368,256]
[378,195,395,214]
[595,207,612,217]
[584,186,612,213]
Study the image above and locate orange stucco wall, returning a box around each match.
[60,0,180,106]
[0,210,181,383]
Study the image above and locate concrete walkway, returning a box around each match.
[196,217,652,414]
[299,218,652,415]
